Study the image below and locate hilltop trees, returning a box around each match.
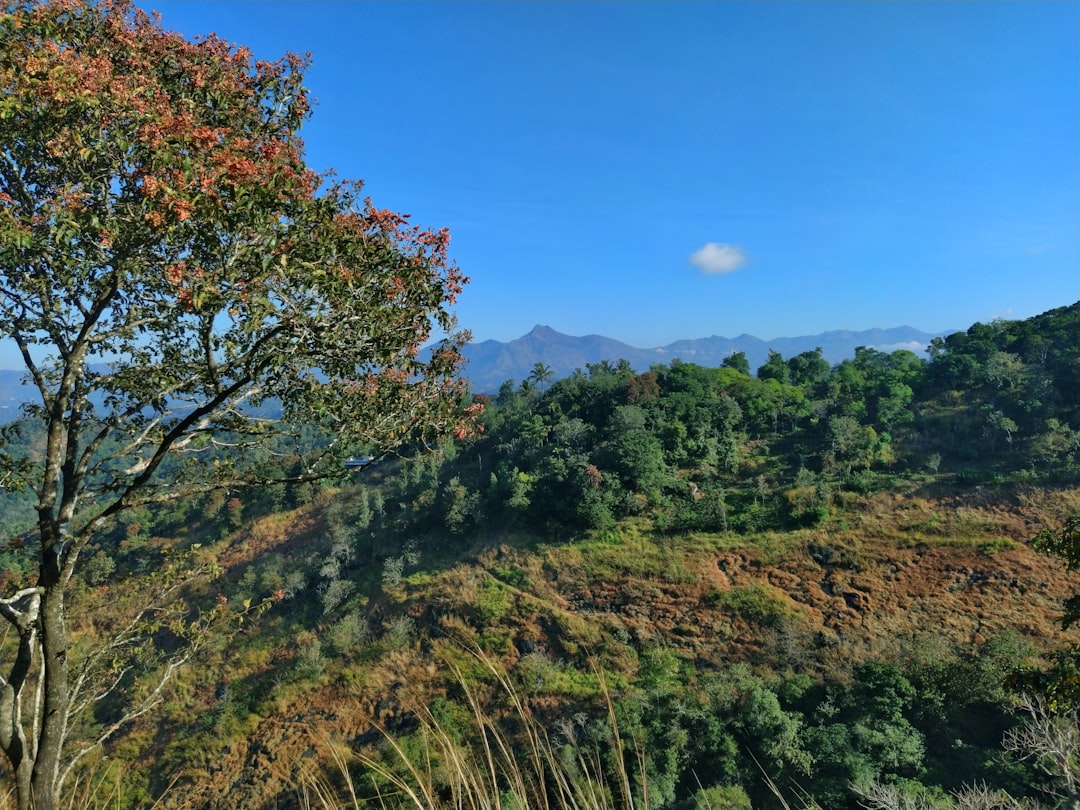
[0,1,474,807]
[528,361,555,391]
[922,306,1080,464]
[721,350,750,375]
[464,303,1080,543]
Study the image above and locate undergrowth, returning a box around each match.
[298,646,648,810]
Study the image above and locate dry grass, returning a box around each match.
[298,646,646,810]
[0,761,184,810]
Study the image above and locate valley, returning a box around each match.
[4,303,1074,809]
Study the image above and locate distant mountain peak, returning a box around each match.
[528,324,560,339]
[451,324,955,393]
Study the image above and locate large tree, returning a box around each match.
[0,1,476,807]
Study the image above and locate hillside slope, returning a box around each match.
[139,480,1079,809]
[8,302,1079,810]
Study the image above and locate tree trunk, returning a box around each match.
[30,556,69,810]
[1,629,44,810]
[1,699,33,810]
[0,592,40,810]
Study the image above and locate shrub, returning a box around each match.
[707,584,799,627]
[694,783,753,810]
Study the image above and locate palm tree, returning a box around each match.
[528,361,554,392]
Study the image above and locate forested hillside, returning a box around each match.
[2,303,1080,809]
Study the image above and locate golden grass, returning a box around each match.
[298,646,647,810]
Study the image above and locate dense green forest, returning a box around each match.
[431,300,1080,540]
[2,303,1080,809]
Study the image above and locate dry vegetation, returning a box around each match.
[76,480,1076,810]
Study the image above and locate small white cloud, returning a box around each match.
[689,242,747,275]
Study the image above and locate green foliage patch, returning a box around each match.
[705,583,801,626]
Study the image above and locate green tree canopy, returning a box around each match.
[1034,515,1080,628]
[721,351,751,376]
[757,349,789,383]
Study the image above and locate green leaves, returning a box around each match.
[1034,516,1080,628]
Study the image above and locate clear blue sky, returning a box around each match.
[12,1,1080,367]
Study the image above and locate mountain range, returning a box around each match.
[458,323,953,393]
[0,323,953,417]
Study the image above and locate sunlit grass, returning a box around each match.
[299,646,648,810]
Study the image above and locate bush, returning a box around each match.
[706,584,798,627]
[694,783,753,810]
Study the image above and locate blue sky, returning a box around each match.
[8,1,1080,368]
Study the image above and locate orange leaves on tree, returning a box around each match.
[164,262,185,286]
[1,0,474,470]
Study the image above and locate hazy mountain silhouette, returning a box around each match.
[0,324,953,415]
[460,324,953,393]
[0,370,28,421]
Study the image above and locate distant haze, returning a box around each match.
[455,323,954,394]
[0,323,953,417]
